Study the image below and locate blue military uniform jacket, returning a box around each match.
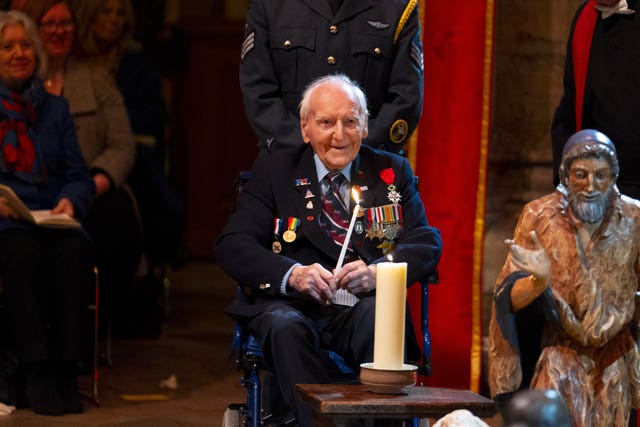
[239,0,424,153]
[216,144,441,320]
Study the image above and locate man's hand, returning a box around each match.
[288,263,336,304]
[505,230,551,283]
[51,198,75,217]
[334,260,377,295]
[0,196,17,219]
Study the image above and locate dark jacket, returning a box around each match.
[551,0,640,196]
[0,87,95,232]
[216,143,441,319]
[239,0,424,153]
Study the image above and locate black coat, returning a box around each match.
[216,144,441,320]
[551,0,640,197]
[239,0,424,153]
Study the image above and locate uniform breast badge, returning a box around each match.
[389,119,409,145]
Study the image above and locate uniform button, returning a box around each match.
[374,47,381,55]
[283,40,291,47]
[327,56,336,65]
[329,25,338,34]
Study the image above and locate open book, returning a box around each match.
[0,184,81,229]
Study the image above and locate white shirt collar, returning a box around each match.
[313,154,352,184]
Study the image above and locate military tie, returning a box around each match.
[320,172,359,306]
[321,172,350,246]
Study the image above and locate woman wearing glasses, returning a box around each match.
[22,0,143,339]
[71,0,183,336]
[0,10,94,415]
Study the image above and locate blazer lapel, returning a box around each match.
[299,0,333,21]
[299,0,374,23]
[294,147,342,261]
[333,0,374,24]
[349,154,385,263]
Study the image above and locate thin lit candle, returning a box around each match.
[335,188,360,270]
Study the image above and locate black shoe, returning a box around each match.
[59,375,83,414]
[25,365,63,416]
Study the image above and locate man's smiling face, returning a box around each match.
[300,82,368,171]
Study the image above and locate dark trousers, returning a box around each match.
[83,188,143,330]
[128,144,184,267]
[0,228,93,363]
[248,296,376,421]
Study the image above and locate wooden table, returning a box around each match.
[295,383,497,426]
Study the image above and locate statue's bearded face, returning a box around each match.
[567,156,613,224]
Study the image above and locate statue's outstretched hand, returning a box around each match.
[505,230,551,283]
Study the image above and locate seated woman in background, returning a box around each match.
[74,0,184,286]
[22,0,146,337]
[0,10,95,415]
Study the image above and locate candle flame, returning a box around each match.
[352,187,360,204]
[387,255,393,262]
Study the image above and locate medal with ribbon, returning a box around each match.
[361,169,404,253]
[283,217,300,243]
[380,168,401,205]
[272,217,283,253]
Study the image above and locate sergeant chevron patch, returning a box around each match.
[241,31,255,61]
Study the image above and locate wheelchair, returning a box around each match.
[222,274,437,427]
[222,171,437,426]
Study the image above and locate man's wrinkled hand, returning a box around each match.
[334,260,376,295]
[505,230,551,283]
[288,263,336,304]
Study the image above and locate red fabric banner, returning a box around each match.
[410,0,494,391]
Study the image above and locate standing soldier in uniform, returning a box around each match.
[239,0,424,154]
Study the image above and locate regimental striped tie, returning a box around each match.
[321,172,359,307]
[321,172,350,248]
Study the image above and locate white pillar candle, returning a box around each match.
[373,261,407,370]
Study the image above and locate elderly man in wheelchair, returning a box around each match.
[216,74,442,426]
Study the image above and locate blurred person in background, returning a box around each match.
[73,0,185,307]
[22,0,148,338]
[0,10,95,415]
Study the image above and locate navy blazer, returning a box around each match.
[216,144,441,319]
[0,92,95,232]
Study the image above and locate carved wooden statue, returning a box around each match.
[488,129,640,427]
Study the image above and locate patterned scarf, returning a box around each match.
[0,79,46,183]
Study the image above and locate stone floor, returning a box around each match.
[0,262,502,426]
[0,262,245,426]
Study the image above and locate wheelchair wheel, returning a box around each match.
[222,404,244,427]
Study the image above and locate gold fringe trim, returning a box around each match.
[470,0,495,393]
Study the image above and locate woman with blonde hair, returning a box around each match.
[71,0,183,326]
[22,0,145,337]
